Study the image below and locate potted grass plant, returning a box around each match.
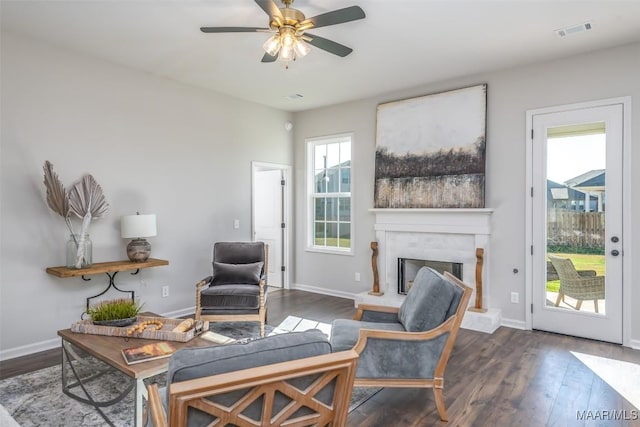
[87,298,143,327]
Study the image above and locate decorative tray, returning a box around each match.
[70,316,207,342]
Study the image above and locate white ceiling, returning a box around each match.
[2,0,640,112]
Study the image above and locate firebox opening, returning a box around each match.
[398,258,463,295]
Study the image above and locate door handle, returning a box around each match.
[611,249,620,256]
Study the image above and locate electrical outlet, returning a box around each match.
[510,292,519,304]
[162,286,169,298]
[355,272,361,282]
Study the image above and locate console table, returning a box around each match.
[46,259,169,312]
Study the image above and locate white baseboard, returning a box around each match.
[162,306,196,319]
[3,305,635,360]
[292,283,357,301]
[500,317,527,330]
[0,306,198,361]
[0,337,60,362]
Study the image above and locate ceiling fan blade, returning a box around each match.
[200,27,269,33]
[255,0,284,20]
[302,6,365,29]
[261,52,278,63]
[305,33,353,57]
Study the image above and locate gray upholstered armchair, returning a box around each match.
[147,330,358,427]
[330,267,472,422]
[195,242,268,336]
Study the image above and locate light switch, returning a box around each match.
[233,219,240,229]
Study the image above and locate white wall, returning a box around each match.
[292,42,639,343]
[0,33,293,358]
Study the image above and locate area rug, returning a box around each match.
[209,320,274,339]
[0,319,379,426]
[348,386,382,412]
[270,315,332,338]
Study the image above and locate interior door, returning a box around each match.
[253,168,284,288]
[531,103,623,343]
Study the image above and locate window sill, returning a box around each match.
[305,246,354,256]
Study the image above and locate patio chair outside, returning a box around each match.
[549,254,605,313]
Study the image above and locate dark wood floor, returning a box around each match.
[2,289,639,426]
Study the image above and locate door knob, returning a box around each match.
[611,249,620,256]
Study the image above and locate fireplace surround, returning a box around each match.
[355,208,501,333]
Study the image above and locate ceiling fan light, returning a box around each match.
[281,28,296,47]
[263,34,281,56]
[278,44,294,62]
[293,39,311,58]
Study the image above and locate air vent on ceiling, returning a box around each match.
[555,22,593,38]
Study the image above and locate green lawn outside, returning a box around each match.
[314,238,351,248]
[546,252,605,293]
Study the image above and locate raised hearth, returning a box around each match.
[356,208,500,333]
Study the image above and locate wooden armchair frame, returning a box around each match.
[147,349,359,427]
[195,244,268,337]
[351,272,472,422]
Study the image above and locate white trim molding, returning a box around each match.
[501,318,527,330]
[0,338,60,362]
[525,96,632,347]
[292,282,357,301]
[0,306,197,361]
[305,133,355,256]
[251,161,294,290]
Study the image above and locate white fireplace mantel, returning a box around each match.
[370,208,493,234]
[356,208,501,333]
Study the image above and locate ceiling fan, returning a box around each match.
[200,0,365,66]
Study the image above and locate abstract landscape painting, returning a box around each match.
[375,84,487,208]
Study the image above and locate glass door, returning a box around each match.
[531,104,623,343]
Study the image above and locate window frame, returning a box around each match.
[306,133,354,255]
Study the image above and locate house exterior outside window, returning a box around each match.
[306,134,353,254]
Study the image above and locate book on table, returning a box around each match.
[199,331,236,344]
[121,341,176,365]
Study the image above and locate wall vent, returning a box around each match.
[555,22,593,38]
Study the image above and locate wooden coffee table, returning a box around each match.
[58,323,212,427]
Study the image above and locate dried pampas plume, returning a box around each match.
[42,161,110,268]
[69,174,110,221]
[43,161,76,245]
[69,175,110,268]
[43,161,70,218]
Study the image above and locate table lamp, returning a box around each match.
[121,213,157,262]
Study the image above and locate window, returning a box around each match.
[307,134,352,253]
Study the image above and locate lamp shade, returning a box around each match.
[121,214,157,239]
